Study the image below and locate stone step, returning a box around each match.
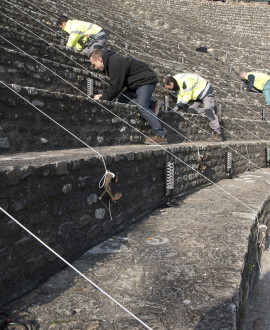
[2,83,270,154]
[2,0,268,122]
[2,157,270,328]
[0,46,89,95]
[0,84,147,153]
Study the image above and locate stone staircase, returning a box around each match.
[1,0,270,328]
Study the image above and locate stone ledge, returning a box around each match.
[0,141,269,305]
[2,168,270,329]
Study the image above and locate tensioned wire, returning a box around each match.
[90,0,270,114]
[0,27,201,156]
[20,0,270,162]
[1,5,270,198]
[0,206,153,330]
[0,6,267,322]
[0,5,268,175]
[111,43,263,162]
[0,78,264,219]
[0,9,215,159]
[77,0,270,117]
[1,36,258,186]
[0,35,267,223]
[0,19,266,175]
[1,58,265,330]
[35,0,270,145]
[58,0,270,160]
[1,3,267,181]
[1,0,268,296]
[7,0,269,151]
[5,0,270,134]
[15,0,268,118]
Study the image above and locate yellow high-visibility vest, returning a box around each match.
[173,73,208,104]
[246,72,270,91]
[64,20,102,52]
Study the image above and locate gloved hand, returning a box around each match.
[172,106,179,112]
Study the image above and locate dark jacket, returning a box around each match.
[100,49,158,101]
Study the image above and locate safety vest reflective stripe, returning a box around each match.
[65,20,102,50]
[247,72,270,91]
[182,74,200,92]
[173,73,207,104]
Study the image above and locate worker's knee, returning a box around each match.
[205,108,215,121]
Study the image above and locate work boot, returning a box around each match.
[207,133,223,142]
[144,135,168,145]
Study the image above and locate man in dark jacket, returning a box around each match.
[89,49,167,144]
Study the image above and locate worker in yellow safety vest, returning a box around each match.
[163,73,223,141]
[240,72,270,106]
[57,16,107,56]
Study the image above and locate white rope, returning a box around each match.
[0,77,264,224]
[0,206,152,330]
[98,170,115,221]
[0,0,267,313]
[1,17,269,177]
[86,0,270,118]
[38,0,270,146]
[20,0,270,124]
[1,6,269,213]
[1,72,263,216]
[0,80,107,171]
[2,4,270,168]
[1,0,267,319]
[2,3,267,171]
[1,31,267,177]
[2,0,269,145]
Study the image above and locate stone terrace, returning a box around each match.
[1,0,270,328]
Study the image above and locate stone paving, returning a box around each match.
[3,169,270,329]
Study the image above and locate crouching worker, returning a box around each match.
[240,72,270,106]
[89,49,168,144]
[163,73,223,142]
[57,16,107,56]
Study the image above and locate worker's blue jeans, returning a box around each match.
[118,84,167,137]
[263,80,270,105]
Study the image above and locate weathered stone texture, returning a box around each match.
[0,141,268,304]
[1,0,270,327]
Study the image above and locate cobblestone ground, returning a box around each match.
[2,169,270,329]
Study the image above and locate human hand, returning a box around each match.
[93,94,102,100]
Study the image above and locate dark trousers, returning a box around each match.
[118,84,166,137]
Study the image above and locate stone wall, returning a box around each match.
[238,199,270,326]
[0,84,147,154]
[0,141,268,305]
[2,83,270,155]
